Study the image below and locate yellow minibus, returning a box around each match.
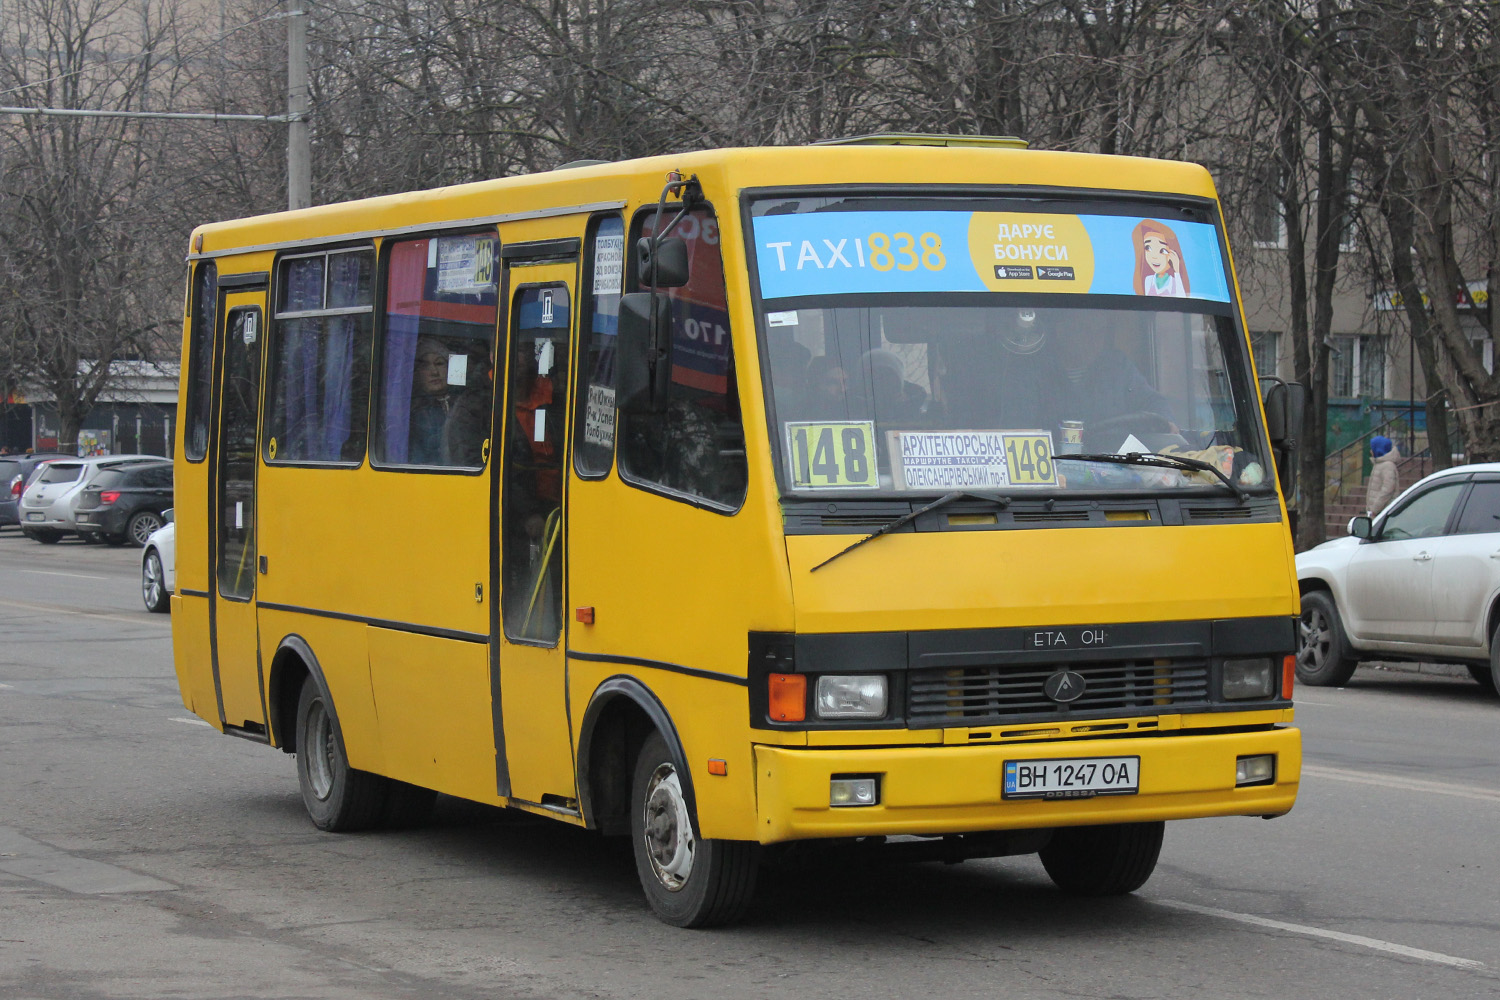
[171,135,1303,926]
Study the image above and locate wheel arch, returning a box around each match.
[1483,592,1500,654]
[266,634,335,754]
[576,676,698,839]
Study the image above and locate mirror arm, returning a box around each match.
[642,172,703,407]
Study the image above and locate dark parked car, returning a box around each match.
[73,461,175,546]
[0,454,69,530]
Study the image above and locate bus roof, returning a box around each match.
[189,144,1219,259]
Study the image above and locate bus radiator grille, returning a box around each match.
[906,659,1210,727]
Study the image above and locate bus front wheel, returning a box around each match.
[295,679,388,832]
[630,732,758,927]
[1040,821,1164,896]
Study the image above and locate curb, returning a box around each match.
[1359,660,1472,680]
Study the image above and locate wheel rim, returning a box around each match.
[642,762,696,891]
[305,699,337,800]
[1299,607,1331,673]
[142,553,163,607]
[130,513,162,546]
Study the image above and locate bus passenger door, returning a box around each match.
[496,269,577,806]
[210,292,269,732]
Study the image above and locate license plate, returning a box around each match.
[26,512,44,522]
[1003,756,1139,800]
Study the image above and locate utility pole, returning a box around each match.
[287,6,311,211]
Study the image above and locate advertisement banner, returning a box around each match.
[752,210,1230,303]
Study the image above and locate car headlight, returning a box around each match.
[814,675,888,720]
[1222,657,1276,700]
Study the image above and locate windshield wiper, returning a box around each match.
[810,490,1010,573]
[1063,452,1250,503]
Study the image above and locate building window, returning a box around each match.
[264,248,376,465]
[1330,334,1385,398]
[1252,173,1286,249]
[1249,330,1279,379]
[372,233,499,470]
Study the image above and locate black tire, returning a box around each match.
[141,549,170,613]
[104,533,128,547]
[27,529,61,544]
[126,510,164,547]
[1479,626,1500,697]
[1040,821,1165,896]
[630,732,758,927]
[1297,590,1359,686]
[295,679,389,832]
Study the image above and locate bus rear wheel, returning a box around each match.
[630,732,758,927]
[295,679,388,832]
[1040,821,1164,896]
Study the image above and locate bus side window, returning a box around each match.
[183,262,216,462]
[264,248,376,465]
[619,207,748,510]
[372,234,499,470]
[574,214,624,478]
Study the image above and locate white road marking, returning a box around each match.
[0,683,11,689]
[1158,899,1485,970]
[1302,764,1500,804]
[18,569,108,581]
[169,716,213,728]
[1293,699,1337,707]
[0,597,166,628]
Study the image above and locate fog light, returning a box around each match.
[1236,754,1275,786]
[815,675,888,720]
[829,776,879,807]
[1223,657,1275,700]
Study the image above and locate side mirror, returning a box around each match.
[636,236,690,288]
[163,508,174,524]
[1348,514,1372,539]
[1262,380,1306,448]
[616,292,673,414]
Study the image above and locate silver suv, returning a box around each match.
[19,455,163,543]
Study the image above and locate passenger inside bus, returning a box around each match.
[408,336,456,465]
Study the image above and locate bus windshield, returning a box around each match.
[750,197,1270,496]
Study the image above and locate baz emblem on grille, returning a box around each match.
[1043,669,1087,703]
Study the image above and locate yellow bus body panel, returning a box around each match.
[786,521,1299,634]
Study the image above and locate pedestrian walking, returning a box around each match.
[1365,435,1401,516]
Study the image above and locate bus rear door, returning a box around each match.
[210,287,269,732]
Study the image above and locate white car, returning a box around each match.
[19,455,162,543]
[1295,462,1500,693]
[141,513,175,613]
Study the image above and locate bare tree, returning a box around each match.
[0,0,194,451]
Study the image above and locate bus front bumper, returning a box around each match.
[752,727,1300,844]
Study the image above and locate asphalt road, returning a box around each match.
[1,528,1498,1000]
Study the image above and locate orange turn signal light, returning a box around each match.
[707,758,728,776]
[768,673,806,722]
[575,606,595,625]
[1282,654,1296,700]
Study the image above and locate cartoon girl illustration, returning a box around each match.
[1132,220,1190,298]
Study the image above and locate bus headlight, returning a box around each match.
[815,675,888,720]
[1222,657,1276,700]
